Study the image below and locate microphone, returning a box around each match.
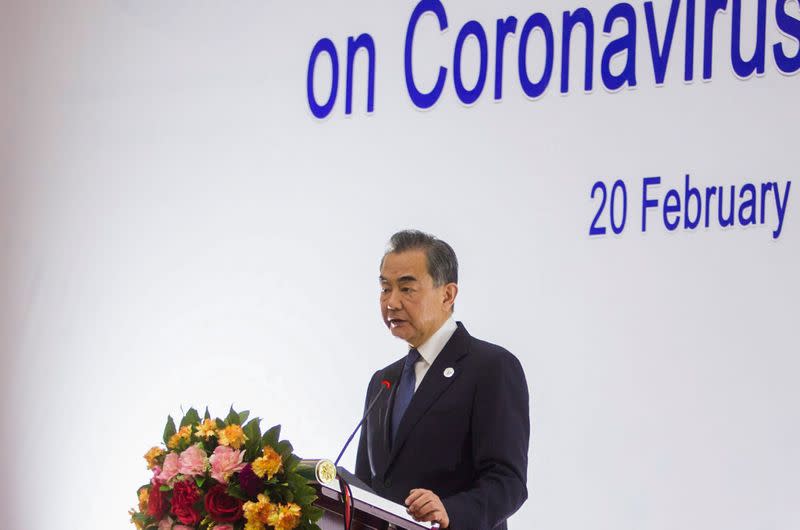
[334,379,392,466]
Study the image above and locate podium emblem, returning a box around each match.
[316,459,337,484]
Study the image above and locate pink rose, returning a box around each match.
[178,445,208,477]
[209,445,246,484]
[174,526,195,530]
[157,452,180,483]
[157,516,174,530]
[214,526,233,530]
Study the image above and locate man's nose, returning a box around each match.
[386,289,403,310]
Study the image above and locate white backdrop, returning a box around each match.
[1,1,798,529]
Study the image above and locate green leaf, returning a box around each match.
[262,424,281,447]
[163,415,177,446]
[243,418,262,458]
[285,454,300,473]
[131,512,151,525]
[238,410,250,424]
[272,484,291,503]
[195,476,206,488]
[226,483,247,500]
[159,485,172,492]
[225,406,240,426]
[286,473,308,488]
[295,491,316,506]
[203,407,211,420]
[287,471,307,489]
[214,417,225,428]
[306,506,324,522]
[243,418,261,435]
[287,472,315,504]
[276,440,293,459]
[181,407,201,428]
[300,485,316,502]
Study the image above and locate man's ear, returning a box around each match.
[443,283,458,311]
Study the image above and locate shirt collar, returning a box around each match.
[412,316,457,366]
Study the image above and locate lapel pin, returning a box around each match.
[443,367,455,378]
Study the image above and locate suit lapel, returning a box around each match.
[386,323,471,469]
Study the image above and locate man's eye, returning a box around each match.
[401,287,412,293]
[380,287,390,294]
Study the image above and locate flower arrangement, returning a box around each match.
[130,407,323,530]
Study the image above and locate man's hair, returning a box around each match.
[383,229,458,286]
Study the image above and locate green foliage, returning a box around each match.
[287,472,316,505]
[305,506,323,521]
[243,418,262,458]
[225,406,240,426]
[162,415,176,446]
[180,407,201,428]
[226,483,247,501]
[276,440,293,460]
[303,506,322,529]
[262,424,281,448]
[130,512,149,527]
[294,487,317,506]
[296,513,324,530]
[284,454,301,473]
[286,472,307,490]
[272,482,294,503]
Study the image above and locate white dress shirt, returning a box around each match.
[410,316,457,391]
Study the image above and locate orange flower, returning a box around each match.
[243,493,275,526]
[252,446,283,480]
[268,502,302,530]
[167,426,192,450]
[196,418,218,440]
[143,447,165,469]
[218,424,247,450]
[137,487,149,512]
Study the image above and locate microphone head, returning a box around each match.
[381,379,392,389]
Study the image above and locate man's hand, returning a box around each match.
[405,488,450,528]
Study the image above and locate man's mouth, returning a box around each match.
[388,318,407,328]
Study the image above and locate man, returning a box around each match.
[355,230,530,530]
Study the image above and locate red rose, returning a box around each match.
[171,479,202,526]
[204,484,244,523]
[173,504,201,526]
[147,484,166,519]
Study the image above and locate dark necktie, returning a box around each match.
[391,348,421,442]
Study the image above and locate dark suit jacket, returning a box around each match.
[355,322,529,530]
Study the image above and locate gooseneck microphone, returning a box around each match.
[334,379,392,466]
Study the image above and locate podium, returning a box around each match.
[313,481,433,530]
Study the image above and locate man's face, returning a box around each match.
[379,250,457,348]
